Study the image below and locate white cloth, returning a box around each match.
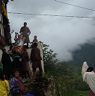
[38,42,45,74]
[4,46,10,53]
[82,62,95,94]
[82,61,89,80]
[84,72,95,94]
[18,39,24,46]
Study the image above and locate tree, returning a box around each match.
[43,43,58,70]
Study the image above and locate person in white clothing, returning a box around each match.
[82,61,95,96]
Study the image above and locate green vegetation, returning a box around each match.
[43,43,89,96]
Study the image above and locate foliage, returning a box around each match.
[25,75,50,96]
[43,43,58,70]
[43,43,89,96]
[46,62,89,96]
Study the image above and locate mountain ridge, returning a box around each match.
[66,43,95,67]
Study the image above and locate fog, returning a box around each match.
[8,0,95,61]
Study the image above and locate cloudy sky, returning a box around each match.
[7,0,95,61]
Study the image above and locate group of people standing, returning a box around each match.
[1,21,95,96]
[0,22,44,96]
[0,70,25,96]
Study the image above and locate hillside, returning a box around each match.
[67,43,95,67]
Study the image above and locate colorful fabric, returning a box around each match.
[0,80,9,96]
[10,78,20,94]
[10,77,25,94]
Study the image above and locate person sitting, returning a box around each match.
[0,71,9,96]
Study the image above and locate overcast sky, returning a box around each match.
[7,0,95,61]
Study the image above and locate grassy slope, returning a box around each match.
[74,90,89,96]
[46,63,89,96]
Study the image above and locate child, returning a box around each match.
[10,71,25,96]
[0,71,9,96]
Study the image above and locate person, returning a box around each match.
[14,32,19,45]
[30,43,42,78]
[20,22,31,47]
[32,35,38,44]
[12,50,22,74]
[0,71,9,96]
[2,48,12,79]
[0,32,5,50]
[82,61,95,96]
[21,45,30,78]
[0,32,5,67]
[10,71,25,96]
[16,35,25,54]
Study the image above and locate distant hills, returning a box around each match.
[67,43,95,67]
